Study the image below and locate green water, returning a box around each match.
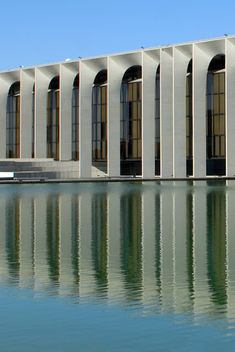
[0,181,235,351]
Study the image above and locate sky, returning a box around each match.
[1,0,235,70]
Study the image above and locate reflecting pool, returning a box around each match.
[0,181,235,351]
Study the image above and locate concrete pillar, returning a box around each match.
[173,47,192,177]
[192,45,208,177]
[20,69,34,158]
[0,78,10,158]
[79,62,94,177]
[226,39,235,176]
[60,63,78,160]
[160,48,173,178]
[35,68,50,158]
[108,58,123,177]
[142,52,158,178]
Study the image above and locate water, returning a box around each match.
[0,180,235,351]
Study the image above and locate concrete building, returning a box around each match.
[0,36,234,179]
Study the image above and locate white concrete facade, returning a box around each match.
[1,36,235,179]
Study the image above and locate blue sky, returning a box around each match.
[1,0,235,70]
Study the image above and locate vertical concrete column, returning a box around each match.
[0,78,10,158]
[160,48,173,178]
[35,68,50,158]
[226,39,235,176]
[20,69,34,158]
[142,52,157,178]
[60,64,78,160]
[79,62,94,177]
[193,45,208,177]
[173,48,191,178]
[108,58,123,177]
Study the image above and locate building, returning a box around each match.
[0,36,235,179]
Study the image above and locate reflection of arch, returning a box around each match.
[155,65,160,175]
[120,65,142,176]
[207,54,225,175]
[6,81,20,158]
[72,74,79,160]
[47,76,60,160]
[186,59,193,176]
[92,70,107,166]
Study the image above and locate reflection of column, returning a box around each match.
[79,192,94,297]
[59,194,75,297]
[0,197,8,281]
[120,190,143,302]
[174,183,191,313]
[193,182,210,317]
[19,197,34,289]
[107,185,122,301]
[160,183,174,311]
[206,188,227,313]
[142,184,156,308]
[155,190,162,306]
[46,195,60,294]
[186,191,195,309]
[34,194,50,292]
[5,197,20,284]
[226,182,235,319]
[71,194,80,297]
[91,192,108,296]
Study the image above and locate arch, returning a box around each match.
[206,54,225,175]
[6,81,20,158]
[155,65,160,175]
[72,74,79,160]
[92,70,107,170]
[186,59,193,176]
[47,76,60,160]
[120,65,142,175]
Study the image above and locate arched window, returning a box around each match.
[6,82,20,158]
[186,60,193,176]
[120,65,142,175]
[207,54,225,175]
[72,74,79,160]
[155,65,160,175]
[92,70,107,163]
[47,76,60,160]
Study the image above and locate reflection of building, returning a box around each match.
[0,182,235,319]
[2,37,235,178]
